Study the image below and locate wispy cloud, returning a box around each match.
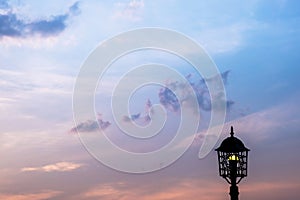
[241,182,300,200]
[174,95,300,153]
[0,1,80,38]
[113,0,144,21]
[0,68,74,124]
[21,162,84,172]
[197,22,257,54]
[224,97,300,142]
[0,190,62,200]
[82,179,226,200]
[80,174,300,200]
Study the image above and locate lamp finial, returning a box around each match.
[230,126,234,137]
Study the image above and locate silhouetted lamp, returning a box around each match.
[216,126,250,200]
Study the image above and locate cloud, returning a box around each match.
[122,71,233,124]
[81,179,226,200]
[0,1,80,38]
[159,70,233,112]
[113,0,144,21]
[123,113,141,122]
[83,183,129,199]
[0,68,75,125]
[224,96,300,142]
[79,167,300,200]
[70,114,111,133]
[0,190,62,200]
[123,99,153,123]
[21,162,83,172]
[26,15,68,37]
[69,1,81,16]
[175,94,300,155]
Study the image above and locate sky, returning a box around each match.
[0,0,300,199]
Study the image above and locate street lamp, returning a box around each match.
[216,126,250,200]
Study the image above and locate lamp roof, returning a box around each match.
[215,126,250,153]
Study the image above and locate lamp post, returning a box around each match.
[216,126,250,200]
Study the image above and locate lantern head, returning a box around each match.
[216,126,250,184]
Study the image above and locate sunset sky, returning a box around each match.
[0,0,300,199]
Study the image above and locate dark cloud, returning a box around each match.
[0,13,23,37]
[0,1,80,38]
[123,113,141,122]
[159,70,233,112]
[26,15,68,37]
[70,115,111,133]
[122,71,233,124]
[159,87,180,112]
[123,99,154,123]
[69,1,81,15]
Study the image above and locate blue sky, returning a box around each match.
[0,0,300,199]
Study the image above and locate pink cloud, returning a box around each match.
[0,190,62,200]
[81,179,226,200]
[21,162,84,172]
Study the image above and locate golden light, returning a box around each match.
[228,154,239,161]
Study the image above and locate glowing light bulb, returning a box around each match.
[228,154,239,161]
